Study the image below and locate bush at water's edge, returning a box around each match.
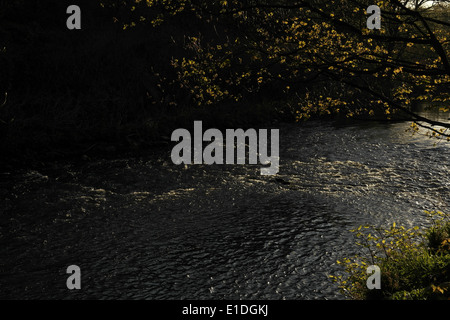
[330,210,450,300]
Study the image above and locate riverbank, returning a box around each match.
[0,99,296,168]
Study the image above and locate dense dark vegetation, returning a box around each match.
[1,0,449,164]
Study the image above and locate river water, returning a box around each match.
[1,111,449,299]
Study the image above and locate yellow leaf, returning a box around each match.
[431,285,444,294]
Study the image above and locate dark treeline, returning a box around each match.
[1,1,205,162]
[1,0,449,163]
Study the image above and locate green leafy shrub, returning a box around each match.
[330,211,450,300]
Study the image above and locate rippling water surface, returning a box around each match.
[1,114,449,299]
